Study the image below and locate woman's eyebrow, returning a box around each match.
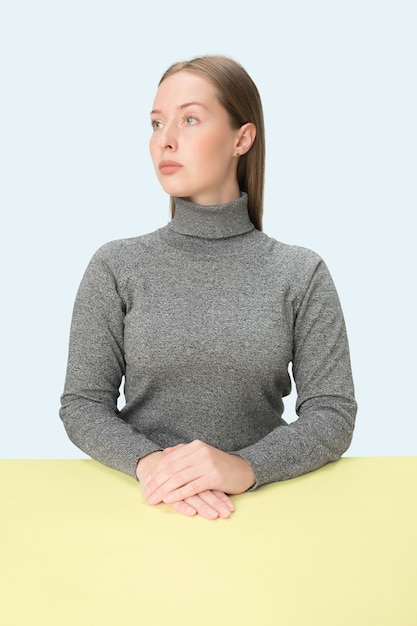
[150,101,208,116]
[178,101,208,110]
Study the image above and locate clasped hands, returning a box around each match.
[136,440,256,520]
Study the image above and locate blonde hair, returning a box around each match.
[158,55,265,231]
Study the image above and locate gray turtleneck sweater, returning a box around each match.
[60,194,356,487]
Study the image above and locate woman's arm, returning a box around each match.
[60,247,162,476]
[234,257,357,487]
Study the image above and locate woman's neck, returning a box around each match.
[168,193,254,240]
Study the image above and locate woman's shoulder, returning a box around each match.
[255,230,324,273]
[82,227,167,279]
[98,228,164,254]
[91,227,165,261]
[253,231,336,301]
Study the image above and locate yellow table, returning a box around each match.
[1,458,416,626]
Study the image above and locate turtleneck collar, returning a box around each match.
[168,192,254,240]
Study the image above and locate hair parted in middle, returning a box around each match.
[158,54,266,231]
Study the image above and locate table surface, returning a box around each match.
[1,457,416,626]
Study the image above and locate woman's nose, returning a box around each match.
[159,122,178,151]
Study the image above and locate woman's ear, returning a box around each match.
[235,123,257,156]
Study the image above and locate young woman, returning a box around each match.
[60,55,357,520]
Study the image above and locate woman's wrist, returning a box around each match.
[229,454,256,492]
[136,450,164,482]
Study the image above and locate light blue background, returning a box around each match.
[1,1,415,459]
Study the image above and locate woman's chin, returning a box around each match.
[160,183,191,198]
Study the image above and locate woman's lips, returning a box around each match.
[159,160,183,175]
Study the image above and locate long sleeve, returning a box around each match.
[235,258,357,487]
[59,248,161,477]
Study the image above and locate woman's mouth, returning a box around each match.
[159,160,183,175]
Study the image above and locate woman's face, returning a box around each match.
[149,71,241,206]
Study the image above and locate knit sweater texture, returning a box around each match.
[60,193,357,487]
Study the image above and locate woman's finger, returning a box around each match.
[183,491,234,520]
[167,499,197,517]
[197,490,235,518]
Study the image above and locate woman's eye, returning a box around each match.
[184,116,198,125]
[151,120,162,130]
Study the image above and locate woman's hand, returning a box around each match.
[140,440,256,508]
[136,450,236,520]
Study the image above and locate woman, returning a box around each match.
[60,55,357,520]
